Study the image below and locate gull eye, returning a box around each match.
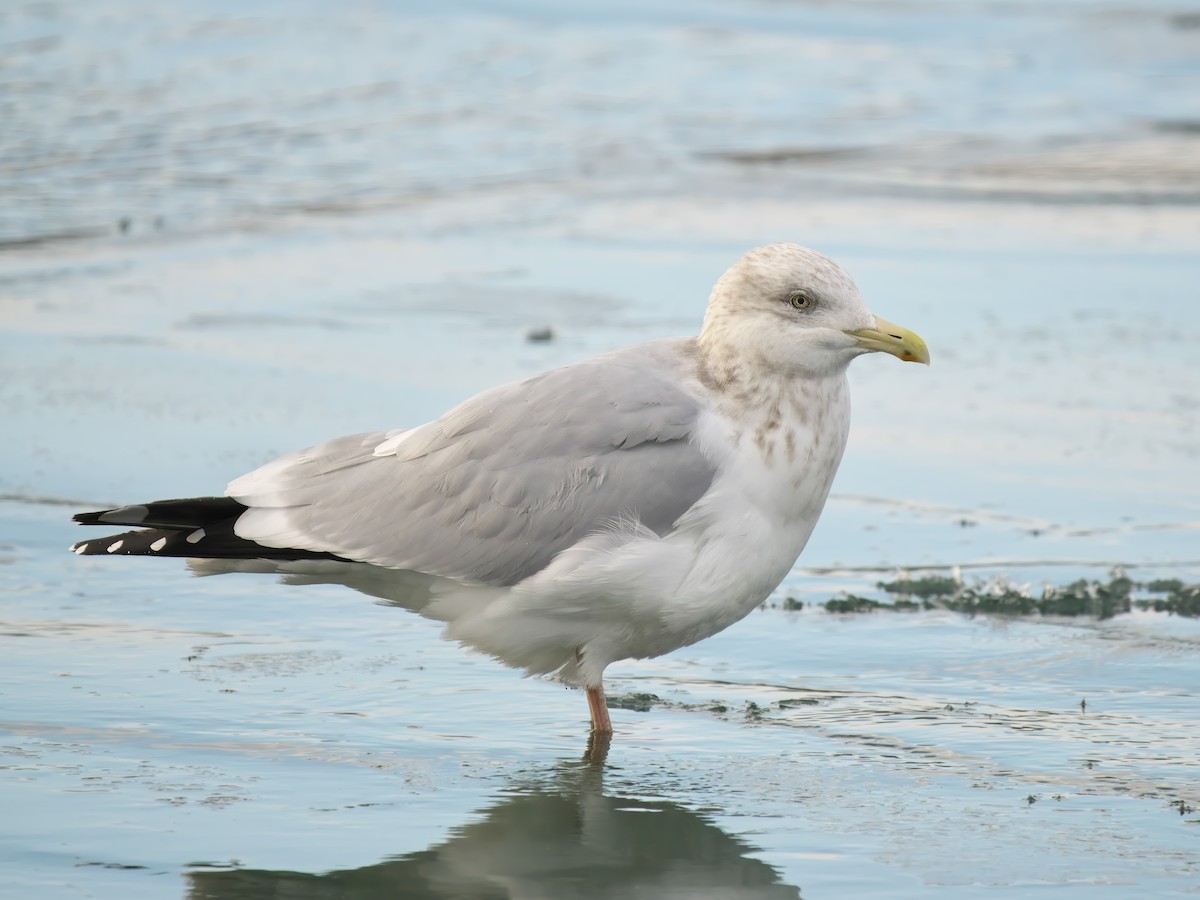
[788,291,814,310]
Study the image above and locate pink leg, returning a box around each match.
[586,684,613,734]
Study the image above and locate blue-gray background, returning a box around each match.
[2,1,1198,897]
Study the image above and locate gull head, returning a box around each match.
[698,243,929,379]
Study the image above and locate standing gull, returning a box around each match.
[71,243,928,735]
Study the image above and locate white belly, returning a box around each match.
[445,374,852,685]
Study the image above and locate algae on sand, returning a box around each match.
[822,572,1200,619]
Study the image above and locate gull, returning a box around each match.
[71,243,929,735]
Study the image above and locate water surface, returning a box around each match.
[2,0,1198,896]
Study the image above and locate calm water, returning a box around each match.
[2,0,1199,897]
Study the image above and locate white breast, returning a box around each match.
[647,373,850,637]
[441,372,852,686]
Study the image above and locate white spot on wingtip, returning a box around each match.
[186,528,206,544]
[106,540,124,553]
[150,537,167,552]
[73,543,88,554]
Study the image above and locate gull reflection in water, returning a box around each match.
[186,760,802,900]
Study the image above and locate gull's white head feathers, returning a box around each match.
[699,243,927,379]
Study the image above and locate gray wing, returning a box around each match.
[228,339,716,586]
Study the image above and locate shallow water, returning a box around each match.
[2,0,1199,896]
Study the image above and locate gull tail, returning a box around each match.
[70,496,343,561]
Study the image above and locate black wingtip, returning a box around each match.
[73,508,122,526]
[72,497,242,529]
[70,496,347,562]
[70,529,165,556]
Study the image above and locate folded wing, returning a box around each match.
[229,340,716,586]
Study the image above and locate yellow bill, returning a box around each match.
[845,316,930,365]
